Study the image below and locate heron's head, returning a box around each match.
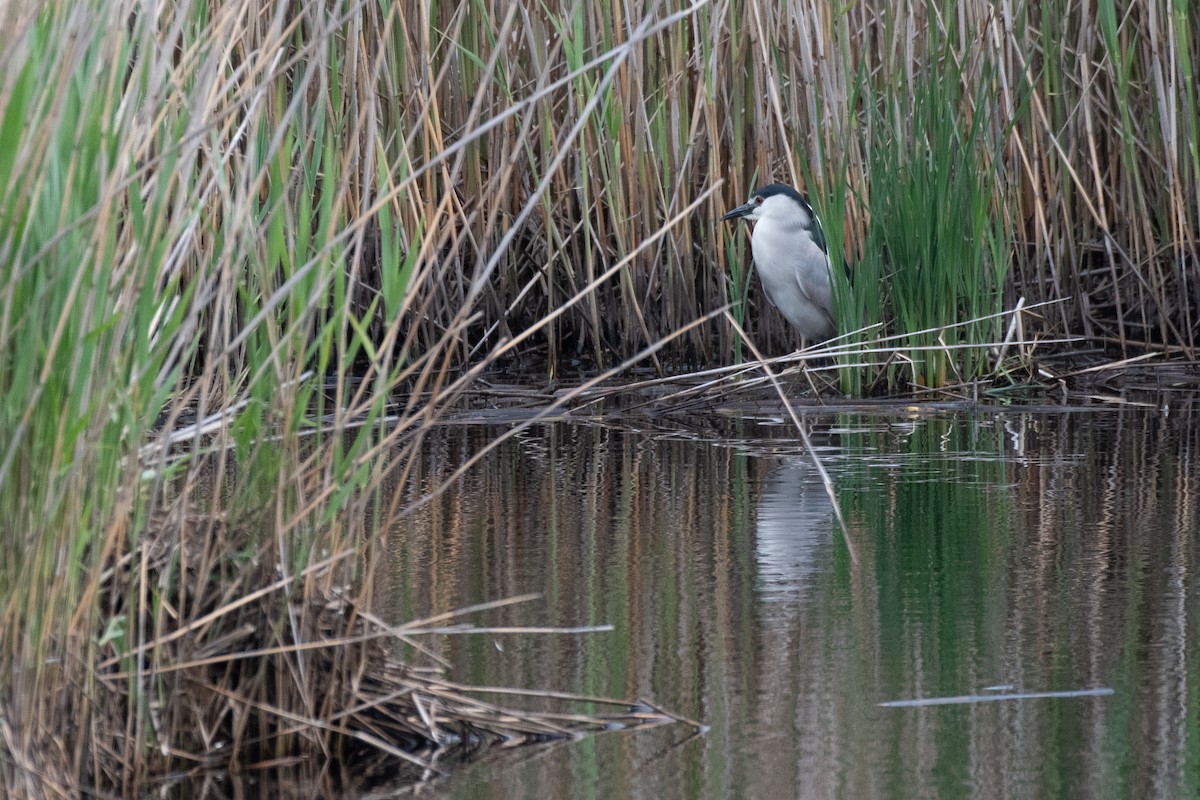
[720,184,824,249]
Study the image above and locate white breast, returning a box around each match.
[749,222,835,341]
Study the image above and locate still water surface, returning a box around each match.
[384,405,1200,799]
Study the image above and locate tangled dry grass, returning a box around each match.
[1,0,1196,795]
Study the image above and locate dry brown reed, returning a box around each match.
[3,0,1198,796]
[70,516,689,794]
[374,0,1198,359]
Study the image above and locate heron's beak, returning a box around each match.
[720,202,755,221]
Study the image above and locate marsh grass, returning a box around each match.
[852,23,1010,390]
[1,0,1197,795]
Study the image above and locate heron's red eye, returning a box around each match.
[754,196,763,205]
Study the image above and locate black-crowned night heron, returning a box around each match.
[721,183,836,342]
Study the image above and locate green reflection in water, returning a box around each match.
[377,408,1200,800]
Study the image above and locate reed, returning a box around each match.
[848,17,1010,390]
[1,0,1197,795]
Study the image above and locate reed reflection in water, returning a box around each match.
[379,407,1200,800]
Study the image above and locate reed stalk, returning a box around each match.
[1,0,1196,794]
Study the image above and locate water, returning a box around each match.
[382,405,1200,799]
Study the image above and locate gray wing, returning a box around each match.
[793,240,837,332]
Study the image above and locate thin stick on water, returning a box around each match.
[880,688,1114,708]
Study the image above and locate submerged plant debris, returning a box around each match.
[86,518,695,792]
